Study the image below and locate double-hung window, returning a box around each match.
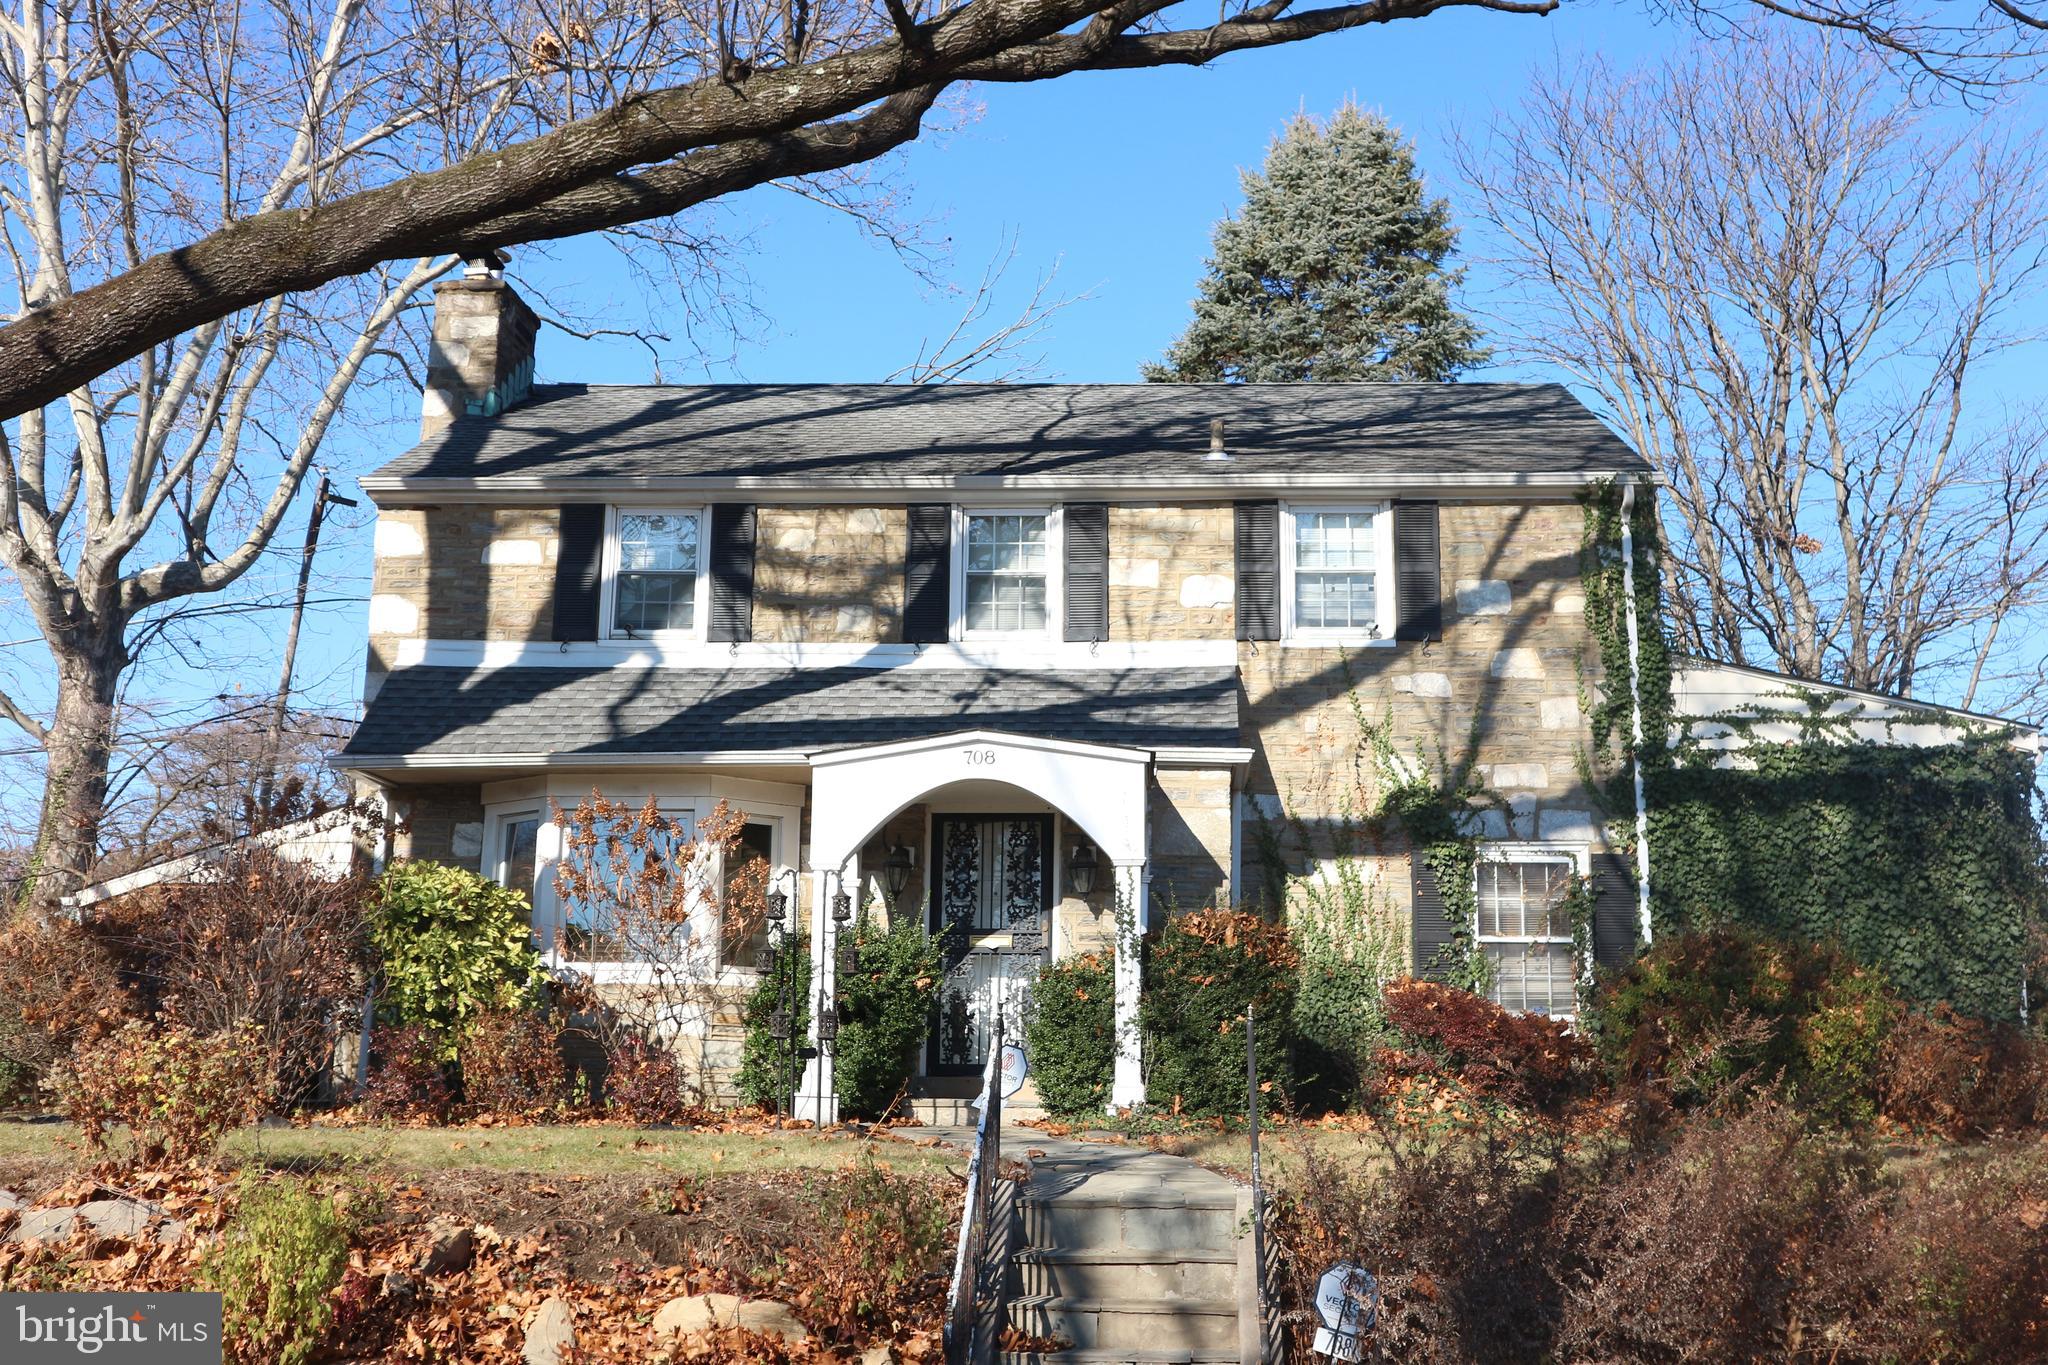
[1284,505,1392,642]
[961,510,1054,636]
[1473,845,1585,1017]
[610,509,703,636]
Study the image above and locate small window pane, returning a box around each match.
[720,822,776,967]
[614,513,699,633]
[499,817,540,905]
[964,513,1049,634]
[558,811,694,963]
[1475,854,1579,1016]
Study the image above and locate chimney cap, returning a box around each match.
[462,249,511,280]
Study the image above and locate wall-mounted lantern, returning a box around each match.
[883,844,916,899]
[1068,841,1100,897]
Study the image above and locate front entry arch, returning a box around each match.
[802,730,1151,1120]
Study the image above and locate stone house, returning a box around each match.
[332,261,1661,1119]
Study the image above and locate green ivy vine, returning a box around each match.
[1578,477,1674,776]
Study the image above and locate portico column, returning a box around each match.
[794,854,858,1125]
[1111,859,1148,1111]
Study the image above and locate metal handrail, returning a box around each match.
[943,1018,1004,1365]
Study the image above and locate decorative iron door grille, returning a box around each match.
[928,814,1053,1075]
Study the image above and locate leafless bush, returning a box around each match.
[109,846,371,1105]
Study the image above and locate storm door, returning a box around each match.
[928,814,1053,1075]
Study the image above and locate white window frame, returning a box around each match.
[952,505,1062,641]
[1280,502,1396,645]
[486,788,798,984]
[1472,840,1590,1019]
[600,505,712,642]
[488,806,544,902]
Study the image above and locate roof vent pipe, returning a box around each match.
[1206,416,1231,461]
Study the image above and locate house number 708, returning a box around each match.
[963,748,998,766]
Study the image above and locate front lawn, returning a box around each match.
[0,1116,953,1181]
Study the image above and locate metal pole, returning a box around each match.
[1247,1002,1266,1361]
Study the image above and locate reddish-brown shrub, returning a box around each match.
[457,1008,571,1116]
[359,1023,452,1121]
[0,912,134,1086]
[57,1019,275,1163]
[110,849,370,1105]
[600,1036,691,1122]
[1380,977,1596,1111]
[1879,1004,2048,1138]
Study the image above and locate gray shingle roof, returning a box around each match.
[367,382,1645,486]
[340,665,1241,759]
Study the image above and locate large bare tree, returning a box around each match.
[2,0,2047,907]
[1462,32,2048,713]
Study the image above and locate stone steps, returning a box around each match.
[1007,1294,1240,1354]
[1020,1191,1241,1253]
[1012,1247,1238,1301]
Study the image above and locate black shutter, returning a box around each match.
[1393,500,1442,642]
[1235,500,1280,642]
[1063,502,1109,642]
[1592,845,1641,971]
[903,504,952,644]
[1411,850,1455,981]
[706,503,756,643]
[551,503,605,642]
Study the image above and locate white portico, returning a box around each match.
[798,729,1155,1121]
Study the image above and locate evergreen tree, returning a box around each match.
[1145,103,1485,383]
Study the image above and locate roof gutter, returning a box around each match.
[358,468,1656,506]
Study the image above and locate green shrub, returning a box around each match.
[1025,952,1115,1116]
[201,1175,351,1365]
[56,1020,274,1164]
[1589,926,1899,1125]
[1288,864,1405,1110]
[835,915,941,1119]
[1140,909,1298,1116]
[738,931,810,1112]
[369,861,544,1047]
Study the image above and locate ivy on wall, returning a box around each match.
[1579,479,2044,1021]
[1578,478,1673,776]
[1647,732,2045,1021]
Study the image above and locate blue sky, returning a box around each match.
[184,3,2046,744]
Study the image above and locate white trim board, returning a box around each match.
[359,470,1652,504]
[376,637,1240,673]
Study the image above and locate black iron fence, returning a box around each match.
[943,1017,1004,1365]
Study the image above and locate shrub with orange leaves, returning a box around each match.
[1379,976,1597,1113]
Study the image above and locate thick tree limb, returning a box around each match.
[0,0,1513,420]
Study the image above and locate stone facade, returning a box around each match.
[1107,503,1235,642]
[1149,768,1235,910]
[1239,498,1615,940]
[388,784,487,872]
[367,496,1616,971]
[754,505,906,643]
[367,506,559,678]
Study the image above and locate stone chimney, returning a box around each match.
[420,251,541,440]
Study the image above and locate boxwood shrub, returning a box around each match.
[1139,909,1297,1116]
[1024,951,1116,1116]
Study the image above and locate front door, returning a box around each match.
[928,814,1053,1075]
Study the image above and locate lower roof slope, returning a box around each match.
[340,665,1242,761]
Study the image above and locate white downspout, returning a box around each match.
[1618,481,1654,945]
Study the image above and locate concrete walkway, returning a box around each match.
[902,1127,1257,1365]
